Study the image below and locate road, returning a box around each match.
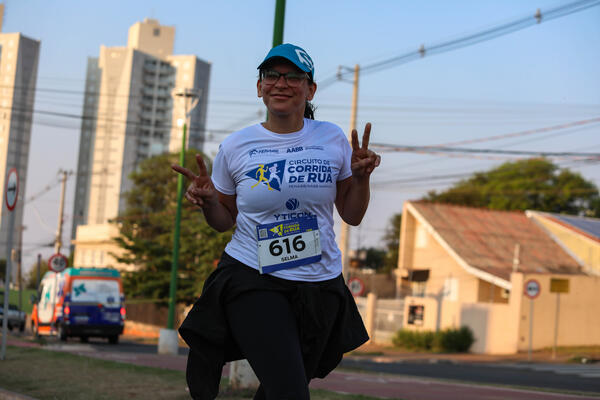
[9,334,600,400]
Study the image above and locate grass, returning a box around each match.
[0,346,392,400]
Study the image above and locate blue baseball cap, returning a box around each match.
[257,43,315,80]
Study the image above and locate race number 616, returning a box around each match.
[269,235,306,256]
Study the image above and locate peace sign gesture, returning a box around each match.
[350,123,381,179]
[171,154,218,209]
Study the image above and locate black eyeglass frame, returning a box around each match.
[260,69,310,87]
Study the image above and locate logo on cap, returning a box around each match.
[295,49,314,72]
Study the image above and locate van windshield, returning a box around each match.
[70,279,120,306]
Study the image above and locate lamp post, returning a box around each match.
[158,88,200,355]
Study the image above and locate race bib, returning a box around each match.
[256,215,322,274]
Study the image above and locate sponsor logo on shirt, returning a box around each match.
[246,160,286,191]
[248,148,280,157]
[285,198,300,210]
[287,146,303,153]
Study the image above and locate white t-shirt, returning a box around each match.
[211,118,352,282]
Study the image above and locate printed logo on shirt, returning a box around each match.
[305,145,324,151]
[246,160,286,191]
[286,146,303,153]
[287,158,333,185]
[285,198,300,210]
[248,148,280,157]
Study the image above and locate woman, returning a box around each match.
[172,43,381,400]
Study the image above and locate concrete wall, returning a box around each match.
[402,272,600,354]
[514,273,600,351]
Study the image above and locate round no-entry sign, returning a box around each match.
[48,253,68,273]
[348,277,365,296]
[5,168,18,211]
[524,279,541,299]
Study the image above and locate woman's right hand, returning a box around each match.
[171,154,218,209]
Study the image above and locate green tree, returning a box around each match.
[381,213,402,273]
[113,149,233,306]
[24,259,49,289]
[424,158,600,216]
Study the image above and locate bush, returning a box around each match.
[392,326,474,353]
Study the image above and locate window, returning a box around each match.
[153,28,160,36]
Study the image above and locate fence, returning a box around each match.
[355,294,404,345]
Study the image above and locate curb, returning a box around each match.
[0,388,38,400]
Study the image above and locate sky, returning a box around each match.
[3,0,600,274]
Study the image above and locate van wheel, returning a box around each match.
[58,325,67,342]
[80,336,89,343]
[108,335,119,345]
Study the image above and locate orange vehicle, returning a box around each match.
[31,267,125,344]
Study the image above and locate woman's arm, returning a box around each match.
[335,123,380,226]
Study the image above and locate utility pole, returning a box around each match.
[159,87,200,356]
[339,64,360,282]
[55,170,69,254]
[16,226,25,312]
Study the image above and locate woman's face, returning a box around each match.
[257,61,317,119]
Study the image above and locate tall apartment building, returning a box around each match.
[0,4,40,268]
[71,19,210,270]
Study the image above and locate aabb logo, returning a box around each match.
[287,146,303,153]
[246,160,286,191]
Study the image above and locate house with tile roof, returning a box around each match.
[396,201,600,353]
[527,211,600,276]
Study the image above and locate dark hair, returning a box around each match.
[304,101,315,120]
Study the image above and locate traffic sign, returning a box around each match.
[5,168,18,211]
[524,279,541,299]
[348,277,365,296]
[48,253,68,273]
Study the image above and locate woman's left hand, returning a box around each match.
[351,122,381,179]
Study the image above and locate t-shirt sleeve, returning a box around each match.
[210,144,236,195]
[338,133,353,181]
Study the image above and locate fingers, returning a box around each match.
[351,123,372,152]
[362,123,371,150]
[195,154,209,176]
[351,129,360,151]
[171,164,196,180]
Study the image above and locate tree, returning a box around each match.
[381,213,402,273]
[24,259,49,289]
[113,149,233,306]
[423,158,600,216]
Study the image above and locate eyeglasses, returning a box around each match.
[261,69,309,87]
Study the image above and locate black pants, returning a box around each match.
[226,289,339,400]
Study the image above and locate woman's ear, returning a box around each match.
[257,79,263,98]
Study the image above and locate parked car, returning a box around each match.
[0,293,26,332]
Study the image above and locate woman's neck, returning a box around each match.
[262,113,305,134]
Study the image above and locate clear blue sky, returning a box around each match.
[5,0,599,272]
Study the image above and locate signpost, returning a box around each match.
[524,279,540,362]
[550,278,569,359]
[1,168,18,361]
[48,253,69,273]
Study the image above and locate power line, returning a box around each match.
[318,0,600,88]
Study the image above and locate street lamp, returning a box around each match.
[158,87,200,355]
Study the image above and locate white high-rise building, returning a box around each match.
[0,4,40,268]
[71,19,210,270]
